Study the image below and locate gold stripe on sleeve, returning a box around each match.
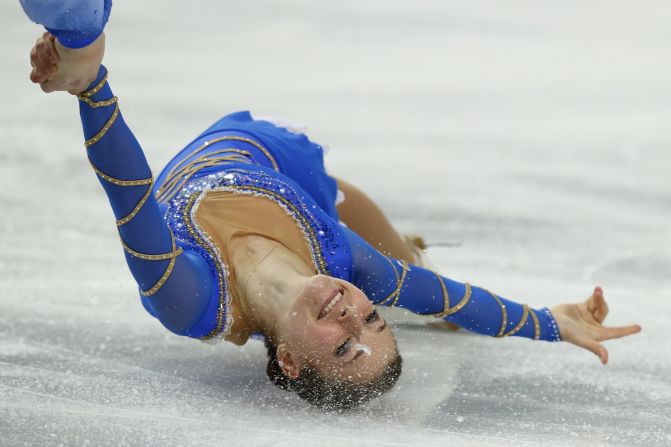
[487,291,509,337]
[78,95,118,109]
[503,304,529,337]
[80,71,109,97]
[85,102,120,148]
[116,179,154,227]
[120,235,183,261]
[89,160,152,187]
[378,259,408,306]
[139,236,179,297]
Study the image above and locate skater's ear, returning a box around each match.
[276,343,304,379]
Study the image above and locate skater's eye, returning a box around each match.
[336,338,352,357]
[365,310,379,323]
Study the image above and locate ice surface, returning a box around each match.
[2,1,670,446]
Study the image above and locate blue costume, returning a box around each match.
[73,67,561,343]
[22,2,562,344]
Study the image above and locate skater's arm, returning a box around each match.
[345,230,641,361]
[28,34,224,339]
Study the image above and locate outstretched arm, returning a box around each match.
[345,229,641,363]
[28,33,225,339]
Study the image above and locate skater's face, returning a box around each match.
[276,275,397,382]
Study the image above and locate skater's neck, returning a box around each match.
[230,234,312,337]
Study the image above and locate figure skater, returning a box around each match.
[24,3,641,410]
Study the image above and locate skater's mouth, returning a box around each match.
[318,288,344,319]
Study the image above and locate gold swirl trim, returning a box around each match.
[121,234,183,261]
[85,102,119,148]
[437,282,472,317]
[139,236,179,297]
[78,95,118,109]
[378,260,409,306]
[80,71,108,97]
[503,304,529,337]
[156,150,254,203]
[487,291,509,337]
[116,179,154,227]
[430,271,452,318]
[158,136,280,199]
[89,160,152,187]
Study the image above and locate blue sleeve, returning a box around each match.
[78,65,220,338]
[20,0,112,48]
[345,230,562,342]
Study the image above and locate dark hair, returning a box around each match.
[264,337,402,410]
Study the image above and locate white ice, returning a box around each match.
[353,344,372,357]
[1,1,670,446]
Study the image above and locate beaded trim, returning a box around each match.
[430,273,473,319]
[78,95,118,109]
[504,304,529,337]
[210,183,331,275]
[442,281,471,317]
[487,291,509,337]
[140,236,180,297]
[116,179,154,226]
[80,71,108,97]
[378,260,409,306]
[85,102,119,147]
[429,271,451,318]
[89,160,152,187]
[121,234,183,261]
[183,192,229,340]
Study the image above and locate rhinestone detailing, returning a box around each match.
[156,149,257,203]
[542,307,562,342]
[182,192,227,339]
[163,166,352,341]
[529,307,541,340]
[158,136,280,201]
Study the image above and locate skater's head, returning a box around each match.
[264,274,402,409]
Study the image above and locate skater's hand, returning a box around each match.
[29,32,105,95]
[551,286,641,364]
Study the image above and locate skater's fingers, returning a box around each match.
[592,288,609,323]
[35,42,55,72]
[586,286,609,323]
[40,79,57,94]
[575,337,609,364]
[29,67,42,84]
[597,324,642,341]
[30,45,37,67]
